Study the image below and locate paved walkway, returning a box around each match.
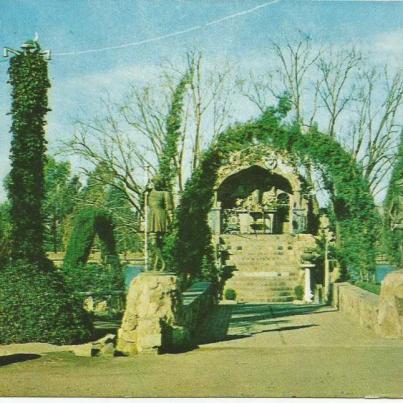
[1,303,403,397]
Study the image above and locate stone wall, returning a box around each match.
[332,282,380,332]
[332,274,403,339]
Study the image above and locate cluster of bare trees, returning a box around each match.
[62,36,403,215]
[62,51,235,215]
[239,35,403,197]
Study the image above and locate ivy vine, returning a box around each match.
[165,100,380,285]
[158,66,193,191]
[383,133,402,267]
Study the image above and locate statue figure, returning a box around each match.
[243,189,261,211]
[262,186,277,209]
[145,175,173,271]
[292,207,307,234]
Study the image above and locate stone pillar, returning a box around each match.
[208,206,222,235]
[324,256,330,303]
[116,272,181,355]
[302,263,315,303]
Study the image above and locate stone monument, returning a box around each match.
[116,272,185,355]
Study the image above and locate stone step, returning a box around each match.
[227,267,300,273]
[229,277,299,282]
[226,283,296,289]
[230,286,296,295]
[228,264,298,268]
[227,246,296,251]
[228,273,300,279]
[235,291,294,297]
[236,295,294,303]
[227,278,298,283]
[226,281,299,289]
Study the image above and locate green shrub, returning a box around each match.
[294,285,304,300]
[63,262,124,294]
[63,209,123,311]
[0,260,93,344]
[63,208,118,271]
[353,281,381,295]
[224,288,237,301]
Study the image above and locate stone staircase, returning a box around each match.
[221,234,315,303]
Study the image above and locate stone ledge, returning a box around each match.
[332,274,403,339]
[332,282,379,332]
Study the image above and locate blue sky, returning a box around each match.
[1,0,403,201]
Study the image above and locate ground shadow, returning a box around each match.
[0,353,41,367]
[197,303,325,345]
[221,323,319,342]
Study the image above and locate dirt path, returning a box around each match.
[1,303,403,398]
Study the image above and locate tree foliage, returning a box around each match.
[44,157,81,252]
[70,163,141,253]
[0,202,11,266]
[383,133,403,266]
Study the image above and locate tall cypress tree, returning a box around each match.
[8,45,49,263]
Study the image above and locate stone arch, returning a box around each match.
[166,109,379,282]
[209,145,315,236]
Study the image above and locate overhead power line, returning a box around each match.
[54,0,281,57]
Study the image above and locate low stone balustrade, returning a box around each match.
[332,282,379,332]
[332,270,403,339]
[177,281,214,335]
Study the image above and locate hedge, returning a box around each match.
[0,259,93,344]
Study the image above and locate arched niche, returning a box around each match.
[217,165,293,209]
[208,146,315,236]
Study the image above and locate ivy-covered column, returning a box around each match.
[8,42,49,262]
[0,41,92,344]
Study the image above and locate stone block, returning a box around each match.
[376,270,403,339]
[116,273,181,355]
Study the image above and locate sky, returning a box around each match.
[0,0,403,202]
